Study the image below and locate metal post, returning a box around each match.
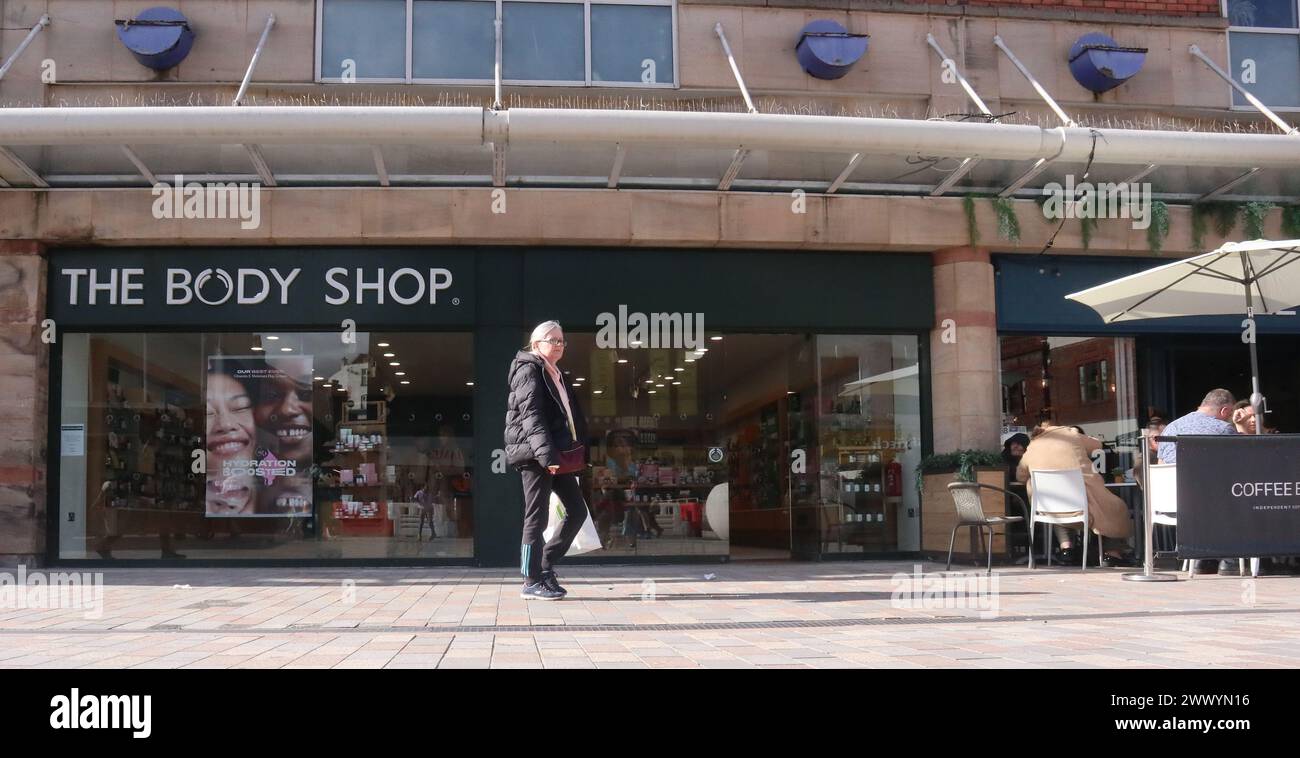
[1242,257,1266,435]
[493,17,503,110]
[0,14,51,82]
[233,14,276,106]
[715,23,757,114]
[993,35,1077,128]
[1123,429,1178,582]
[925,34,994,119]
[1189,45,1298,136]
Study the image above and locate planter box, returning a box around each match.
[920,467,1013,561]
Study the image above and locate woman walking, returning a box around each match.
[504,321,590,600]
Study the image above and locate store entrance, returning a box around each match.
[561,331,922,561]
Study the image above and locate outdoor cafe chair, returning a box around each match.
[1028,469,1101,571]
[945,482,1027,575]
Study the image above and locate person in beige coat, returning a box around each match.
[1016,424,1133,563]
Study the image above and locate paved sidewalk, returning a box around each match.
[2,561,1297,668]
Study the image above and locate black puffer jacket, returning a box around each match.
[504,350,587,469]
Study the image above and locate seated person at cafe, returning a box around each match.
[1231,399,1257,435]
[1156,388,1237,464]
[1001,433,1030,483]
[1016,423,1134,565]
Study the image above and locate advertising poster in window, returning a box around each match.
[205,355,314,517]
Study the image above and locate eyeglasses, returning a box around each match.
[538,338,567,347]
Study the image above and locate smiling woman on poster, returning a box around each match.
[205,358,260,518]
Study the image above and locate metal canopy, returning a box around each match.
[0,105,1297,203]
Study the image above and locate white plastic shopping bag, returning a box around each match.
[542,491,602,556]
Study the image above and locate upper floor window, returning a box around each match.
[1078,360,1109,405]
[317,0,676,87]
[1226,0,1300,108]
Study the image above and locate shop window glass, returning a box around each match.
[1000,335,1140,477]
[320,0,407,79]
[556,331,920,559]
[57,331,474,560]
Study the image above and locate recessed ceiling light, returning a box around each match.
[674,367,684,372]
[647,390,657,394]
[710,335,723,341]
[383,352,395,358]
[378,342,390,347]
[698,347,709,352]
[630,340,642,346]
[251,346,264,351]
[577,377,585,381]
[313,376,324,381]
[280,347,292,352]
[337,387,346,392]
[266,335,280,341]
[400,380,410,385]
[656,383,665,388]
[390,362,400,367]
[787,391,795,394]
[645,379,654,384]
[466,381,474,386]
[593,390,603,394]
[672,381,681,385]
[395,372,406,376]
[321,383,333,388]
[617,359,628,364]
[685,358,696,363]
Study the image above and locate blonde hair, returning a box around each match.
[526,320,563,350]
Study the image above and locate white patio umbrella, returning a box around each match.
[1065,239,1300,434]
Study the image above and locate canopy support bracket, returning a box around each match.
[233,14,276,106]
[826,153,863,195]
[244,144,277,186]
[371,146,389,187]
[0,145,48,188]
[1189,45,1298,136]
[719,148,749,191]
[0,15,51,82]
[120,145,158,186]
[1199,167,1261,201]
[715,23,757,114]
[994,35,1077,128]
[925,34,995,119]
[608,143,625,189]
[930,156,980,196]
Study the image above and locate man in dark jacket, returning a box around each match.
[504,321,591,600]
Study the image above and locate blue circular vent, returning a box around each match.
[1068,32,1147,94]
[796,20,868,81]
[115,7,195,71]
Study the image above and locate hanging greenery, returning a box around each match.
[1212,202,1238,238]
[1242,202,1274,240]
[989,197,1021,243]
[1146,200,1170,254]
[1191,204,1210,252]
[962,194,980,247]
[1080,215,1097,251]
[1283,205,1300,239]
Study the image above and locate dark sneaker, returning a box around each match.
[541,570,568,596]
[520,581,563,601]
